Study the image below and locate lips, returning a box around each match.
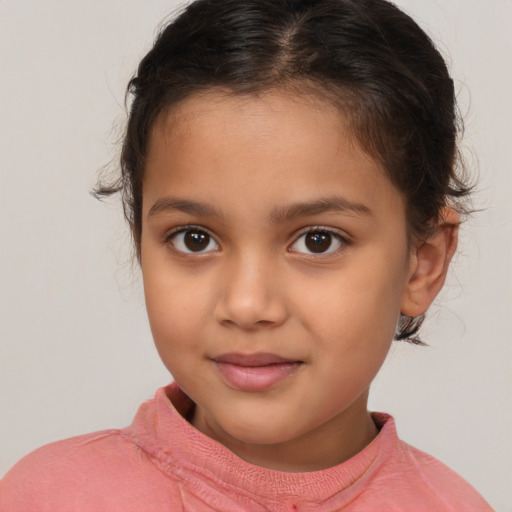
[211,352,303,392]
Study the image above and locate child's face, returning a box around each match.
[141,89,414,467]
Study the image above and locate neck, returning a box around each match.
[192,392,378,472]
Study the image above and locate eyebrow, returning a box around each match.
[147,196,371,222]
[269,196,371,224]
[148,197,226,219]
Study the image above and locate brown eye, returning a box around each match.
[305,232,332,253]
[170,228,219,254]
[290,229,344,255]
[184,230,209,251]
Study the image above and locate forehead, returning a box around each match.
[143,89,405,222]
[152,88,351,152]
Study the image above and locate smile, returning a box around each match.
[212,353,304,392]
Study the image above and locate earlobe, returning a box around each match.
[401,208,459,318]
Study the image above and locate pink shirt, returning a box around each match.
[1,383,493,511]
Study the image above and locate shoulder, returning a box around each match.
[360,413,494,511]
[0,429,177,512]
[377,438,493,510]
[1,430,121,509]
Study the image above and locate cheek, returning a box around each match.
[295,256,406,376]
[299,269,403,342]
[142,260,213,360]
[306,288,396,401]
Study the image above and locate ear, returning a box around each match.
[401,207,459,318]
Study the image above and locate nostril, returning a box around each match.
[220,318,277,331]
[254,319,276,327]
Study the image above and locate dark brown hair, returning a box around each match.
[94,0,471,342]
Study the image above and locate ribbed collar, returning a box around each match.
[123,382,398,508]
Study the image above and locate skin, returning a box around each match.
[140,89,458,472]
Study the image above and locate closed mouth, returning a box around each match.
[211,352,303,367]
[211,353,304,392]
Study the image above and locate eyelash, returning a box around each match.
[164,225,219,255]
[164,224,350,256]
[291,226,350,256]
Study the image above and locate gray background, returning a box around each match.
[1,1,510,510]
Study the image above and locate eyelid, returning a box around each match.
[164,224,220,254]
[164,224,213,240]
[289,225,351,256]
[163,224,350,256]
[293,225,351,241]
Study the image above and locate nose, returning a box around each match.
[215,253,288,331]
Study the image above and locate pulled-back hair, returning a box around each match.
[95,0,471,342]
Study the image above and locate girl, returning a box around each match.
[0,0,498,510]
